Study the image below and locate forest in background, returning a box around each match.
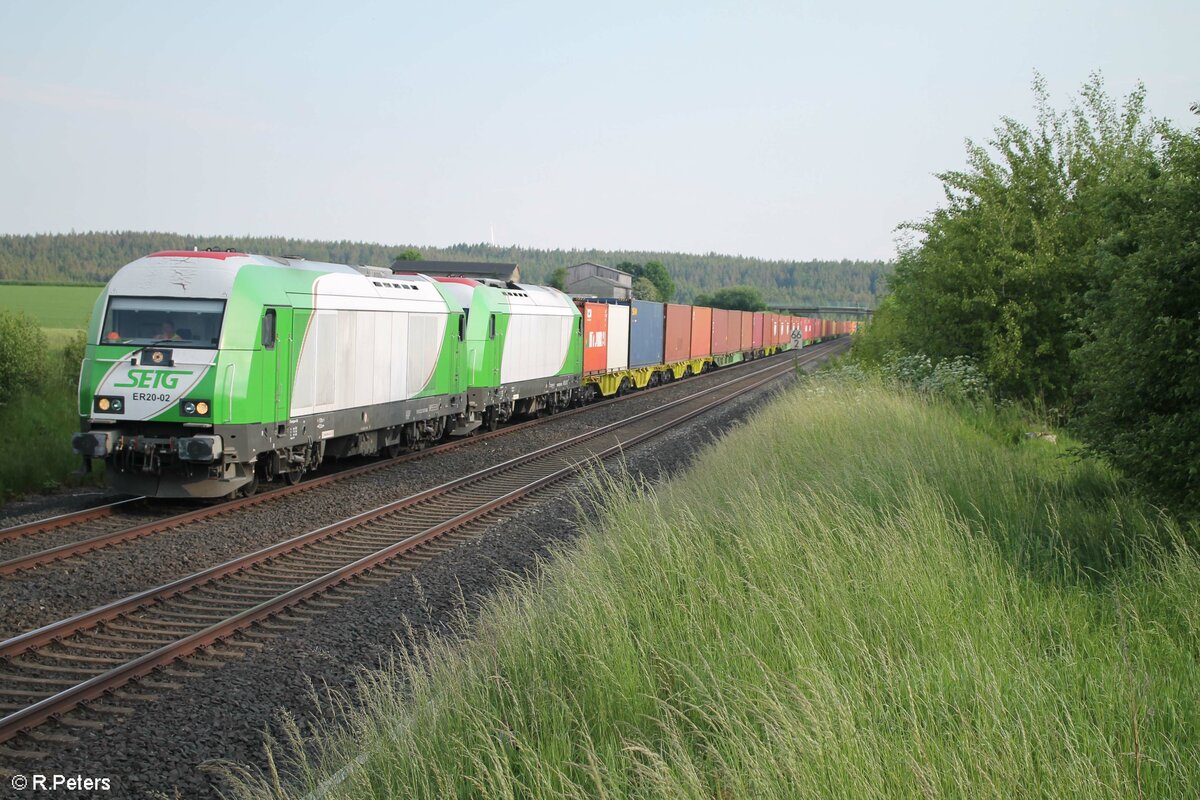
[0,233,889,307]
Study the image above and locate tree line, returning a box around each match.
[854,75,1199,517]
[0,234,889,307]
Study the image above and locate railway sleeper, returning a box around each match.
[98,622,186,640]
[0,674,82,688]
[4,658,105,676]
[180,656,232,668]
[163,667,207,678]
[57,639,147,657]
[66,631,150,649]
[239,628,281,640]
[170,597,261,612]
[26,730,78,744]
[195,586,283,602]
[108,620,210,636]
[56,715,106,729]
[204,645,250,659]
[145,609,236,623]
[0,745,51,759]
[220,638,264,650]
[249,563,334,578]
[0,689,57,700]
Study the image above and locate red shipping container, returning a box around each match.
[771,314,781,347]
[580,302,609,374]
[752,313,764,349]
[711,308,732,355]
[664,303,692,363]
[739,311,752,353]
[690,306,712,358]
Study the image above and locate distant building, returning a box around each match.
[390,259,520,284]
[565,262,633,300]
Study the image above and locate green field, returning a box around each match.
[231,378,1200,799]
[0,283,101,333]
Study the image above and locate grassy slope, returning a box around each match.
[244,381,1199,798]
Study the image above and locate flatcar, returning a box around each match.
[72,250,854,498]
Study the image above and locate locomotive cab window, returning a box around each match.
[262,309,277,349]
[457,314,465,341]
[488,314,496,340]
[101,297,225,348]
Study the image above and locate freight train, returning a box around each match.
[71,251,856,498]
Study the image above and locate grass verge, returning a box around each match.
[230,378,1200,799]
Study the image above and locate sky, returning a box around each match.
[0,2,1196,262]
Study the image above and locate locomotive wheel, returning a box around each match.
[284,467,303,485]
[240,473,259,497]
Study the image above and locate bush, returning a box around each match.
[1072,120,1200,516]
[0,309,48,400]
[852,351,991,403]
[0,317,94,500]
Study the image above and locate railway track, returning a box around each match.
[0,346,834,750]
[0,343,842,575]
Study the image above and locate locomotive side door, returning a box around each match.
[260,306,294,426]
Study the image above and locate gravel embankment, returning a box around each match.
[0,355,811,640]
[0,369,804,799]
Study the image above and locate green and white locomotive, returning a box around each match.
[72,250,582,498]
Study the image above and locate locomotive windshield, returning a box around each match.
[101,297,226,348]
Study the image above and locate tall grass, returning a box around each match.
[231,380,1200,799]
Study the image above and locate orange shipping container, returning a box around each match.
[711,308,733,355]
[580,302,609,374]
[690,306,712,358]
[739,311,752,352]
[664,303,692,363]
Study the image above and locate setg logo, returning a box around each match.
[114,369,192,390]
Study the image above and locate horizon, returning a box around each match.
[0,230,894,265]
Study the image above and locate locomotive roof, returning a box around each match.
[107,251,449,304]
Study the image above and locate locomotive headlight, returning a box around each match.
[93,395,124,415]
[180,398,212,418]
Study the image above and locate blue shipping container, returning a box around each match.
[629,300,665,368]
